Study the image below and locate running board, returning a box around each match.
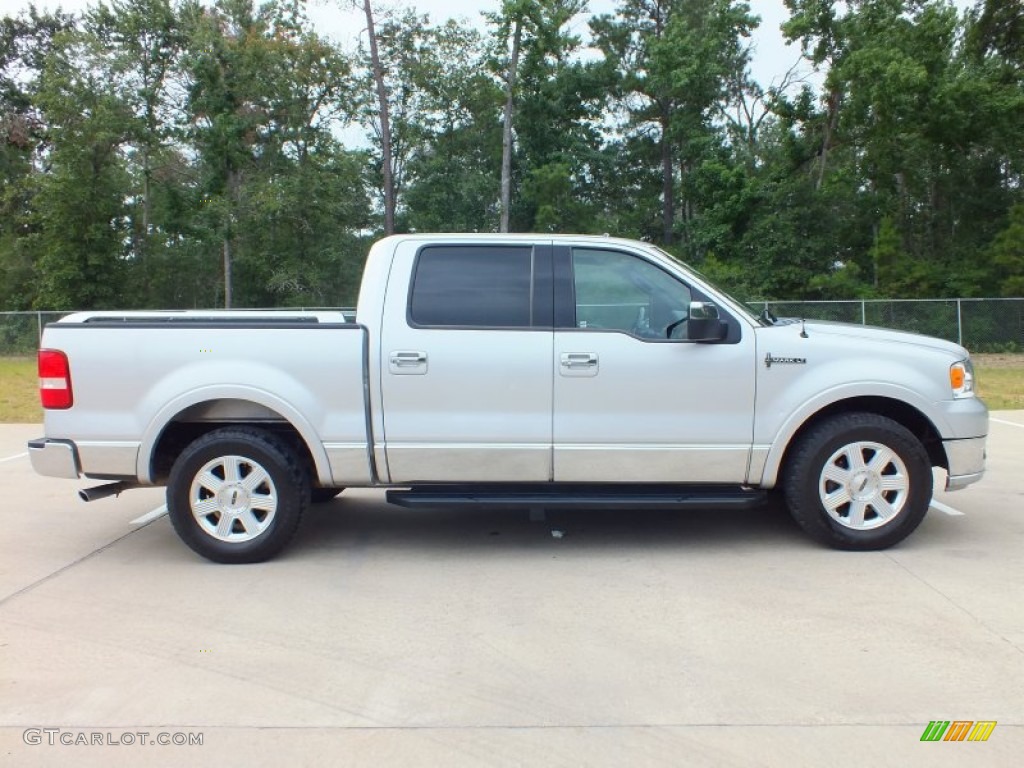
[386,484,767,511]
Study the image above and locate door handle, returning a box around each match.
[391,351,427,366]
[560,353,598,368]
[389,350,428,374]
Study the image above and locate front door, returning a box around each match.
[553,246,755,483]
[380,241,554,483]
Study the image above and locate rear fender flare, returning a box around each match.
[137,385,331,485]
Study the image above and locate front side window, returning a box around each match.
[410,246,533,328]
[572,248,691,339]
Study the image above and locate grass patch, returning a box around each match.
[0,353,1021,424]
[972,354,1024,411]
[0,357,41,423]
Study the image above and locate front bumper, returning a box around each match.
[943,436,986,491]
[27,438,80,479]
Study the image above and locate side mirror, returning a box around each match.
[687,302,727,342]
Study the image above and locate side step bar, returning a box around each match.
[386,484,767,511]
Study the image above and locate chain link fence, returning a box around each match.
[0,312,73,356]
[759,298,1023,352]
[2,298,1022,355]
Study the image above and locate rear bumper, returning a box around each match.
[943,436,986,491]
[27,438,80,479]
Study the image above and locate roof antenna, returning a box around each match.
[800,318,809,338]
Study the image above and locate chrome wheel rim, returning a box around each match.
[189,455,278,542]
[818,441,909,530]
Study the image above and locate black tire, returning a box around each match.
[782,412,932,550]
[167,427,310,563]
[310,487,344,504]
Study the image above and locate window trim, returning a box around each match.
[405,243,554,331]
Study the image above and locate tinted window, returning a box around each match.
[573,248,691,339]
[410,246,533,328]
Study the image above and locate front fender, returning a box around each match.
[752,382,948,488]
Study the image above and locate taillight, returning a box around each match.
[39,349,73,409]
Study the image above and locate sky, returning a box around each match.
[1,0,804,89]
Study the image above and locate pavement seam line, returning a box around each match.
[130,504,168,525]
[0,516,165,608]
[2,722,1023,731]
[991,417,1024,428]
[929,499,965,516]
[884,552,1024,658]
[0,452,28,463]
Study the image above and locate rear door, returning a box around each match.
[379,240,554,482]
[552,245,756,483]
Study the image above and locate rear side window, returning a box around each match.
[409,246,533,328]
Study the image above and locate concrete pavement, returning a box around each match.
[1,417,1022,766]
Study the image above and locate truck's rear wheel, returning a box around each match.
[167,427,309,563]
[783,413,932,550]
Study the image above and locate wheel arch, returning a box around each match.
[761,396,946,489]
[139,388,330,486]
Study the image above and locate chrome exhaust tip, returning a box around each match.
[78,481,135,503]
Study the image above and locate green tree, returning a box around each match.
[355,0,396,234]
[29,23,134,309]
[402,19,502,233]
[0,7,74,309]
[592,0,758,246]
[496,0,608,233]
[490,0,530,231]
[87,0,184,300]
[183,0,280,307]
[185,0,371,307]
[967,0,1024,77]
[775,0,1024,299]
[987,202,1024,296]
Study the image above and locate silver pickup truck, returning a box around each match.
[29,234,988,562]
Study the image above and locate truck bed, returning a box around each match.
[39,311,371,487]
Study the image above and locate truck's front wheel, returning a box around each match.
[783,413,932,550]
[167,428,309,563]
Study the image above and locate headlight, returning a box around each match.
[950,359,975,399]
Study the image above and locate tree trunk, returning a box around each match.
[500,16,523,233]
[141,155,151,293]
[363,0,395,235]
[679,159,695,253]
[142,168,151,238]
[223,167,239,308]
[222,235,232,309]
[816,88,841,191]
[660,109,674,246]
[143,95,155,243]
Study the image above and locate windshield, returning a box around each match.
[648,246,764,325]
